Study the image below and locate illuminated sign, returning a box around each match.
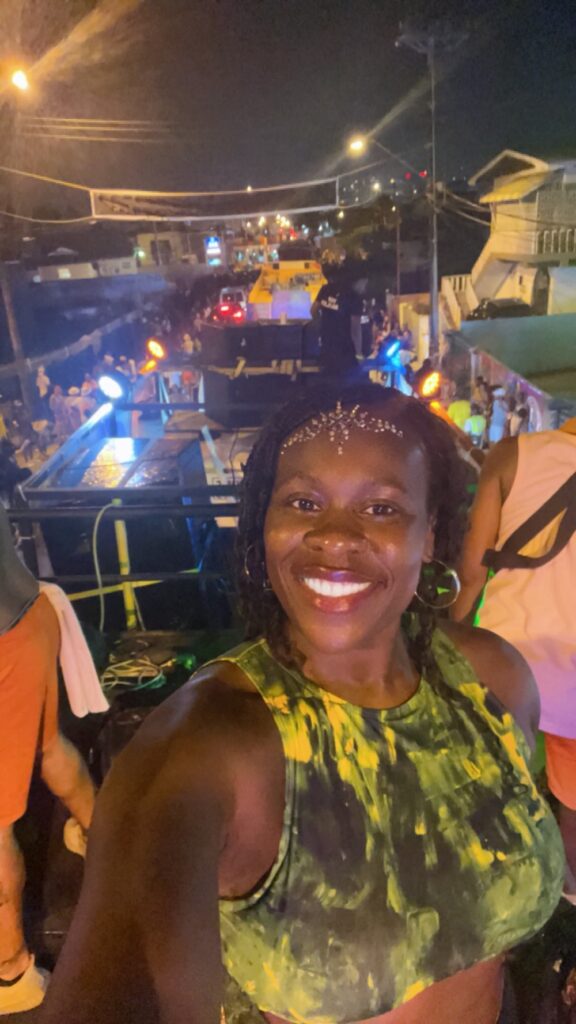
[205,235,222,254]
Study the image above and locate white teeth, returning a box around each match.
[302,577,372,598]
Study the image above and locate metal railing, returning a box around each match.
[8,497,242,628]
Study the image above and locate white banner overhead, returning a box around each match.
[89,178,339,221]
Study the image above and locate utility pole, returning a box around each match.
[0,265,37,414]
[395,213,401,313]
[396,22,466,360]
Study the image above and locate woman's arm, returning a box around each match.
[451,438,518,622]
[39,674,270,1024]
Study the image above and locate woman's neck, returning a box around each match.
[289,626,419,709]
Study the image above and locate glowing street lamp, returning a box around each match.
[11,69,29,91]
[348,135,367,156]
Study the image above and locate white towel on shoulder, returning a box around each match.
[39,582,109,717]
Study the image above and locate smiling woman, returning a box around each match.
[41,384,565,1024]
[238,384,467,685]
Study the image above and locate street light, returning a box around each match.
[348,135,368,156]
[11,69,29,91]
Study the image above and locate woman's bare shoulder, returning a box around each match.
[96,655,279,824]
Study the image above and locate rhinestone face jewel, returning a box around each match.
[280,401,404,457]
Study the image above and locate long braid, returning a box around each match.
[236,382,469,671]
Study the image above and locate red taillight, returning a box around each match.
[219,303,230,312]
[232,310,243,320]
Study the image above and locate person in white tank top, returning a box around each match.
[452,418,576,894]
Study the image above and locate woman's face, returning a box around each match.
[264,419,435,657]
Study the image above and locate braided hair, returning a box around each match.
[236,381,468,676]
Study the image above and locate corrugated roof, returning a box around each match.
[479,171,551,204]
[470,150,550,187]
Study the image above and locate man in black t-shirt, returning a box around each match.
[312,266,362,376]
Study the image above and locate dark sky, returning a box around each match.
[4,0,576,203]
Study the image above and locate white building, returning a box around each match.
[441,149,576,329]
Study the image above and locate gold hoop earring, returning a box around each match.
[243,545,272,592]
[415,560,461,610]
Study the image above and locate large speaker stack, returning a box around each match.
[199,321,319,427]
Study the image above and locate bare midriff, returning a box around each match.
[264,956,504,1024]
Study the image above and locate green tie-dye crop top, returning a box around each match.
[215,629,564,1024]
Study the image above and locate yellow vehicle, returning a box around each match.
[247,243,326,321]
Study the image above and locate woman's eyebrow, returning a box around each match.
[274,471,322,487]
[364,477,410,495]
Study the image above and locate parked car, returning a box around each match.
[219,286,247,309]
[466,298,533,320]
[209,301,246,324]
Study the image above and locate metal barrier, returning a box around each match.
[8,498,241,627]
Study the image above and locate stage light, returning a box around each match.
[98,375,125,400]
[420,371,441,398]
[146,338,166,359]
[384,339,401,359]
[140,358,158,374]
[11,69,29,91]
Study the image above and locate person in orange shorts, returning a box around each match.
[0,507,95,1015]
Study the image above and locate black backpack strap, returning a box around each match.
[483,471,576,573]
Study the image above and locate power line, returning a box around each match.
[22,125,174,135]
[441,202,491,229]
[22,116,174,126]
[0,163,91,192]
[20,133,186,145]
[0,208,93,224]
[446,188,576,230]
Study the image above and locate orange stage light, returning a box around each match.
[421,371,441,397]
[146,338,167,359]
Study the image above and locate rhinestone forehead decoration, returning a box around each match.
[280,401,404,457]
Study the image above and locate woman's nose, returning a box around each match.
[303,512,367,555]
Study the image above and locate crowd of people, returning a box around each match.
[313,265,535,453]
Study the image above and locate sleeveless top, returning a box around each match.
[478,430,576,738]
[215,631,564,1024]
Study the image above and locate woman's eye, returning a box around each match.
[288,497,320,513]
[363,502,398,517]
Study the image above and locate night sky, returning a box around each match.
[3,0,576,203]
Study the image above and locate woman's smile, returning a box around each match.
[295,566,384,613]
